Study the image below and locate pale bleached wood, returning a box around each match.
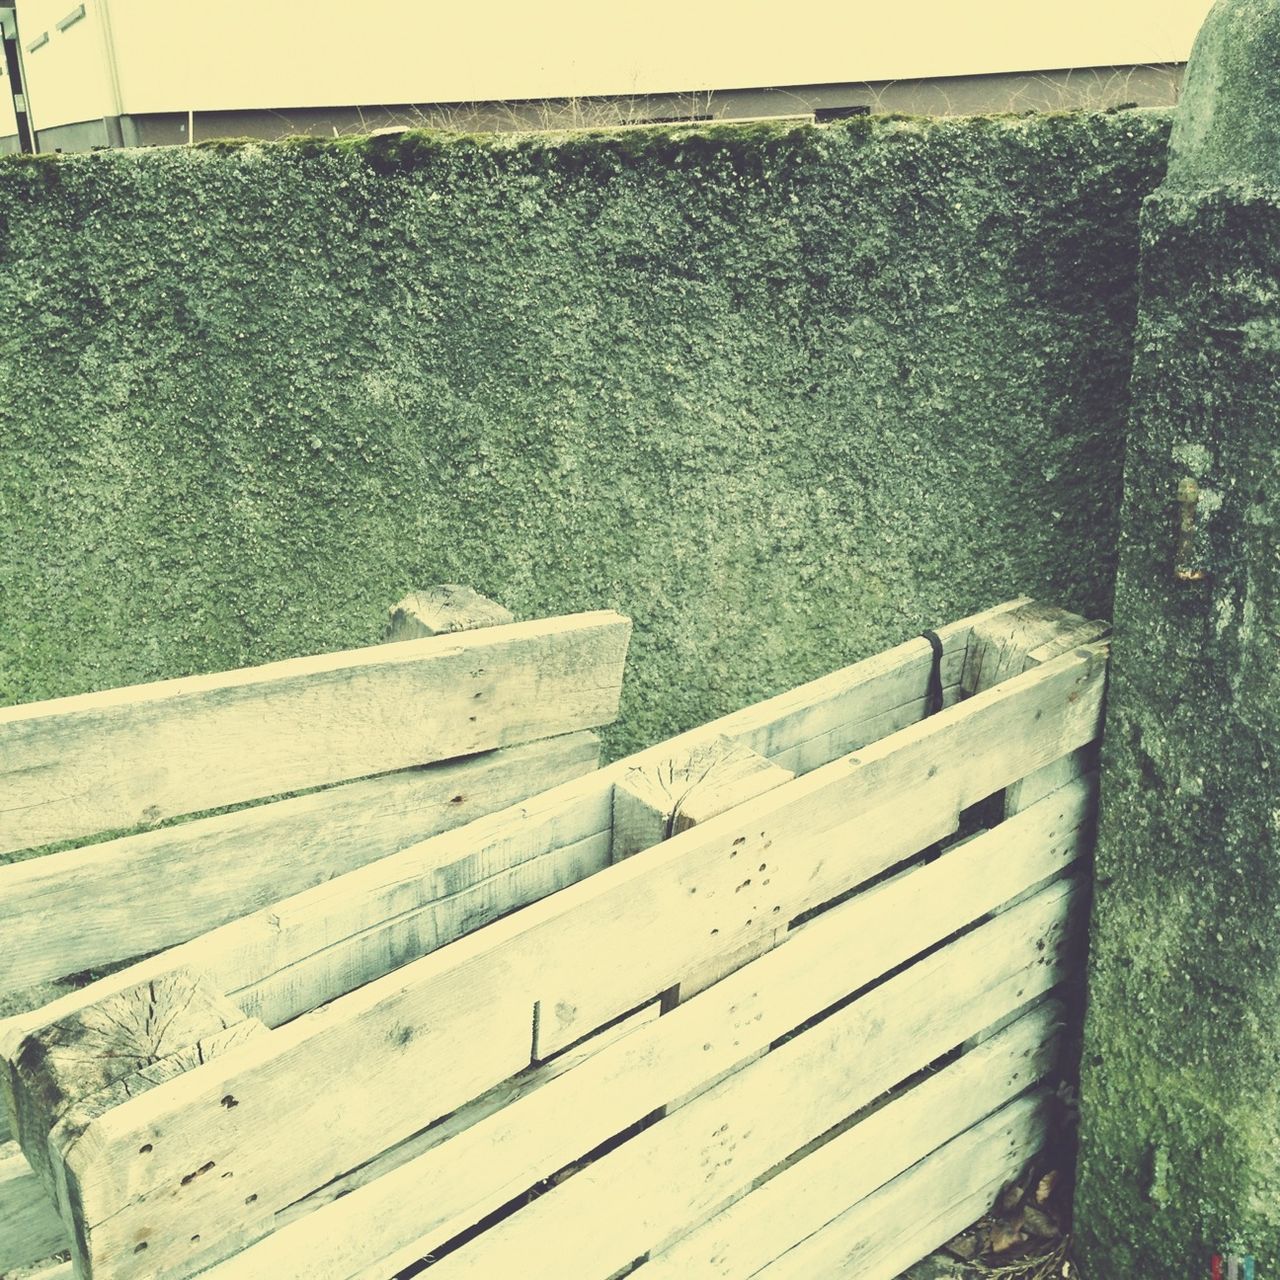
[752,1096,1049,1280]
[232,828,615,1028]
[371,888,1076,1280]
[768,681,964,775]
[961,600,1109,819]
[385,587,514,641]
[0,610,630,856]
[0,601,1028,1057]
[612,736,794,861]
[42,648,1104,1280]
[0,732,600,1001]
[9,970,251,1196]
[641,1005,1061,1279]
[611,738,793,1108]
[170,789,1087,1280]
[275,1000,664,1231]
[961,600,1107,697]
[0,1139,68,1273]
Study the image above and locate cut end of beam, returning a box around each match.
[387,586,515,640]
[611,735,795,861]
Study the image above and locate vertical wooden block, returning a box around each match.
[611,735,795,862]
[962,601,1109,817]
[7,969,251,1196]
[386,586,514,641]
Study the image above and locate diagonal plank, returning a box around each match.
[47,644,1105,1278]
[751,1096,1051,1280]
[0,610,631,856]
[0,731,600,1000]
[361,890,1075,1280]
[72,760,1093,1280]
[0,600,1021,1049]
[200,781,1085,1280]
[640,1008,1060,1279]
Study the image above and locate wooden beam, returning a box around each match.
[962,600,1109,818]
[343,887,1076,1280]
[8,970,251,1194]
[0,601,1029,1050]
[68,769,1091,1279]
[612,735,794,860]
[386,586,514,641]
[0,1139,67,1273]
[0,610,631,856]
[0,731,599,1001]
[37,645,1105,1279]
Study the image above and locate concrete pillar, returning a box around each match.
[1076,2,1280,1274]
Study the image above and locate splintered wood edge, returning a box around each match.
[11,969,249,1191]
[612,737,794,860]
[387,586,515,641]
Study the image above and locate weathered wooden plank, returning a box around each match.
[9,970,251,1195]
[0,732,600,1001]
[641,1006,1061,1278]
[962,600,1109,819]
[386,586,515,640]
[369,890,1075,1280]
[961,600,1107,697]
[0,1139,68,1273]
[276,1000,664,1231]
[147,784,1088,1280]
[612,736,794,861]
[0,610,631,856]
[42,649,1104,1279]
[0,601,1028,1051]
[752,1095,1050,1280]
[233,828,615,1028]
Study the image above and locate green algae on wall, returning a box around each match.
[1076,3,1280,1272]
[0,110,1168,759]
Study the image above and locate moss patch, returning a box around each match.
[0,110,1168,758]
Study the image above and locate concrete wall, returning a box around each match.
[0,109,1169,759]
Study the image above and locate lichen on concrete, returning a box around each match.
[1076,3,1280,1271]
[0,110,1168,763]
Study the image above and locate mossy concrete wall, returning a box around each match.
[0,112,1168,759]
[1077,2,1280,1271]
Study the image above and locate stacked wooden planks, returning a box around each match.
[1,599,1108,1280]
[0,588,633,1275]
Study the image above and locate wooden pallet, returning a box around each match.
[0,598,1108,1279]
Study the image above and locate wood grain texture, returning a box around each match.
[9,970,249,1195]
[385,587,514,641]
[0,731,600,1000]
[0,601,1027,1055]
[0,610,630,855]
[378,889,1075,1280]
[612,736,793,860]
[46,647,1105,1279]
[960,600,1109,819]
[751,1096,1050,1280]
[641,1005,1061,1278]
[0,1138,67,1274]
[115,779,1089,1280]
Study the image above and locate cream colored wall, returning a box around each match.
[16,0,115,131]
[17,0,1216,129]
